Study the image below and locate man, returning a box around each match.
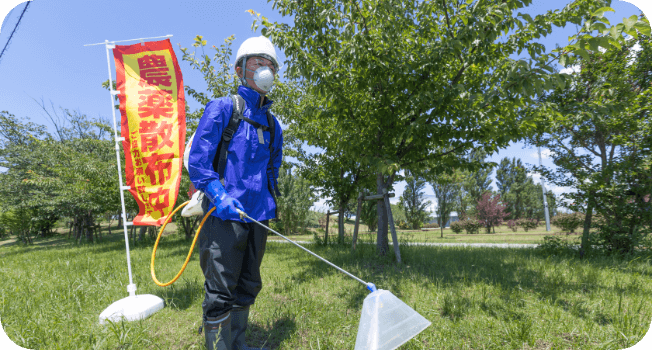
[188,35,283,350]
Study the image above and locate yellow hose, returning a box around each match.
[150,201,216,287]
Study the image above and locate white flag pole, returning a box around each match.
[86,35,172,324]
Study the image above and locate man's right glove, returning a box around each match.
[204,180,246,218]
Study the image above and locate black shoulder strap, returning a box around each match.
[212,95,281,200]
[213,95,244,185]
[266,110,282,198]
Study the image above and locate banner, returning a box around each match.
[113,39,186,226]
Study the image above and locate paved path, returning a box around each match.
[266,239,540,249]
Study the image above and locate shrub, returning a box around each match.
[590,221,648,255]
[517,218,538,232]
[461,219,482,234]
[551,212,584,234]
[450,221,464,234]
[506,220,518,232]
[422,222,440,229]
[397,220,410,230]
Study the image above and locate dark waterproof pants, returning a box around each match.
[200,196,269,319]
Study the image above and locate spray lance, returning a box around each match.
[151,205,431,350]
[149,204,377,291]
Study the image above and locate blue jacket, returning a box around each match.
[188,86,283,222]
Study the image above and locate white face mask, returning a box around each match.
[251,66,275,93]
[241,57,275,94]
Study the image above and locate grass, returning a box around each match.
[268,219,583,246]
[1,223,651,349]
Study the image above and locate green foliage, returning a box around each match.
[460,219,483,235]
[427,168,460,233]
[551,212,585,234]
[590,222,650,256]
[517,218,539,232]
[358,191,378,232]
[255,0,614,255]
[450,221,464,234]
[532,18,652,254]
[276,164,318,235]
[398,171,431,230]
[465,149,494,204]
[0,108,123,244]
[496,156,557,221]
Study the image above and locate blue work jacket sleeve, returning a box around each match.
[188,98,232,193]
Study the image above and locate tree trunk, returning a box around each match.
[85,211,94,243]
[325,213,330,244]
[139,226,147,241]
[580,194,594,258]
[338,205,345,244]
[107,214,113,235]
[376,172,389,256]
[118,213,123,228]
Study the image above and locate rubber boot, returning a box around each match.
[231,306,268,350]
[204,311,232,350]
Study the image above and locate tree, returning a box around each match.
[276,163,319,236]
[429,171,461,238]
[358,189,378,232]
[296,150,375,244]
[259,0,611,256]
[465,149,494,204]
[398,171,431,230]
[475,192,509,233]
[530,13,652,254]
[0,106,122,244]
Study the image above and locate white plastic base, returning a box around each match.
[99,294,165,325]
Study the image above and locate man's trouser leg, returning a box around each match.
[199,197,269,349]
[231,220,269,350]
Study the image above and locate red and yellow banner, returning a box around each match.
[113,39,186,226]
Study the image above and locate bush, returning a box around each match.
[450,221,464,234]
[269,219,284,234]
[590,221,648,255]
[551,212,584,234]
[422,222,440,229]
[506,220,518,232]
[461,219,482,234]
[517,218,538,232]
[397,220,410,230]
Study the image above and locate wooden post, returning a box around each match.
[352,192,363,250]
[383,188,402,264]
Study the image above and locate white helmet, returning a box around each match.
[235,36,279,72]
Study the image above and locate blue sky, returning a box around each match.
[0,0,648,213]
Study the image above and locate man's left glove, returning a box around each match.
[204,180,246,218]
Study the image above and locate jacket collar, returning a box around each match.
[238,86,273,113]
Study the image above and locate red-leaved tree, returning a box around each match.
[476,193,509,234]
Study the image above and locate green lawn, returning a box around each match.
[267,220,584,246]
[1,225,651,349]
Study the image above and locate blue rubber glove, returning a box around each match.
[204,180,246,218]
